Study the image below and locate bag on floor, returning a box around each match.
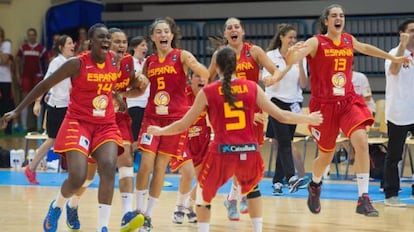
[0,147,11,168]
[369,144,387,179]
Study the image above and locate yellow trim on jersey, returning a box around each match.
[97,62,105,69]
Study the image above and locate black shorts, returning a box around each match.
[128,106,146,141]
[46,105,67,138]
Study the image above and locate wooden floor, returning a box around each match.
[0,185,413,232]
[1,136,414,231]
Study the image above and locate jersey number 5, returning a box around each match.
[224,101,246,131]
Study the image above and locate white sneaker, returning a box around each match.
[272,182,283,196]
[384,196,407,207]
[172,206,185,224]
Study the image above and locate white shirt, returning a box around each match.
[44,54,71,108]
[0,40,12,83]
[263,48,306,103]
[385,46,414,125]
[126,57,150,108]
[352,71,376,113]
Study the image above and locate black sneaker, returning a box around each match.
[307,181,322,214]
[411,184,414,199]
[288,176,304,193]
[356,193,379,217]
[272,182,283,196]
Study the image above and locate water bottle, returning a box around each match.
[9,149,17,169]
[28,149,36,164]
[16,149,25,169]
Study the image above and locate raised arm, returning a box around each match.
[207,50,219,83]
[285,37,318,66]
[388,33,410,75]
[353,36,409,65]
[182,50,209,83]
[251,45,283,84]
[255,85,322,126]
[1,58,80,127]
[147,90,208,136]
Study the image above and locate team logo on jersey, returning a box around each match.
[154,91,170,106]
[344,37,350,45]
[172,54,177,63]
[154,91,170,115]
[125,64,131,73]
[111,57,117,66]
[219,143,258,153]
[331,72,346,88]
[92,95,109,117]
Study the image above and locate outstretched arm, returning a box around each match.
[256,85,323,126]
[147,90,208,136]
[182,50,209,83]
[285,38,318,66]
[353,36,409,65]
[1,58,80,128]
[207,51,218,83]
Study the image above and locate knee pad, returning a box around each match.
[118,167,134,180]
[82,179,93,188]
[246,185,261,199]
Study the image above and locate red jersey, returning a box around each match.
[114,53,133,92]
[203,79,258,153]
[66,51,119,124]
[16,42,47,79]
[186,85,209,138]
[145,49,188,119]
[307,33,356,100]
[114,54,134,121]
[235,42,260,83]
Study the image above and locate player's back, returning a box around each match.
[203,78,258,150]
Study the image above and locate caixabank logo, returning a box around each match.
[219,144,258,153]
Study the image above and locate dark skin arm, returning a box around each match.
[1,57,80,128]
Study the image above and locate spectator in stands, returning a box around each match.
[262,23,308,196]
[383,18,414,207]
[46,33,61,65]
[75,27,88,55]
[0,26,15,135]
[15,28,47,132]
[286,3,409,216]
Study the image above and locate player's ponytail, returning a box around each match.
[216,47,241,109]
